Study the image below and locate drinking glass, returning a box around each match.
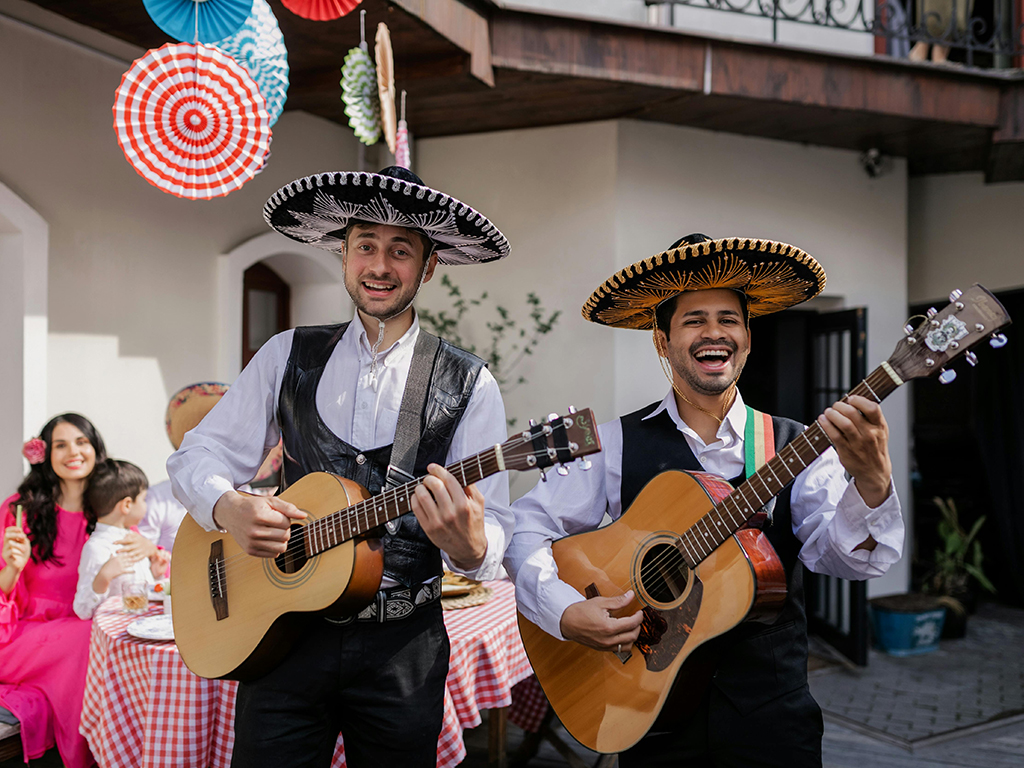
[122,580,148,614]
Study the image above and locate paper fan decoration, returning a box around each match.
[143,0,253,43]
[212,0,289,126]
[282,0,362,21]
[113,43,271,199]
[375,23,397,155]
[395,91,411,168]
[341,45,380,145]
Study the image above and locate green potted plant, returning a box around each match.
[922,496,996,638]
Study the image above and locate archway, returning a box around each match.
[217,231,349,380]
[0,179,49,492]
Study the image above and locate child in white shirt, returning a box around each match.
[74,459,170,620]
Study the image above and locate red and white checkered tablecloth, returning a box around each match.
[81,579,538,768]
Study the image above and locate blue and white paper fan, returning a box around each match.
[144,0,253,44]
[212,0,289,126]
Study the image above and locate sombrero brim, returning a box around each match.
[582,238,826,330]
[165,382,229,450]
[263,171,510,266]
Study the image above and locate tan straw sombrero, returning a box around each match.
[582,235,826,330]
[165,382,229,450]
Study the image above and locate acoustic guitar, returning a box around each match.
[518,284,1011,754]
[173,408,601,681]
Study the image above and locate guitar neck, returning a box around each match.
[304,449,503,558]
[678,362,903,567]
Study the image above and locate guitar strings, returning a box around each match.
[207,424,575,580]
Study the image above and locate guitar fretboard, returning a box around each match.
[301,449,505,558]
[675,363,901,567]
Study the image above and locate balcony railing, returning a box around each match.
[646,0,1024,67]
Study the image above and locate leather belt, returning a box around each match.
[324,576,442,626]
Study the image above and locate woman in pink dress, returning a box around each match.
[0,413,108,768]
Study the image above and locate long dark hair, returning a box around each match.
[14,413,107,565]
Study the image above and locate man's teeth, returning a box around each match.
[695,350,729,360]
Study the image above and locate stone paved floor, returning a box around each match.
[810,602,1024,749]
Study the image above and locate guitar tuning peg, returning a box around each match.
[547,413,559,423]
[903,323,915,336]
[966,351,978,367]
[528,418,538,427]
[556,465,570,476]
[948,289,963,302]
[926,307,938,319]
[578,458,593,471]
[938,368,957,384]
[539,468,548,483]
[567,405,578,414]
[990,332,1008,349]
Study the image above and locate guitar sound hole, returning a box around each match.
[274,525,309,574]
[639,543,689,604]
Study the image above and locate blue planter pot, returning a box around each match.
[869,595,946,656]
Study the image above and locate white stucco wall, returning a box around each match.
[909,173,1024,304]
[421,119,910,595]
[0,11,360,483]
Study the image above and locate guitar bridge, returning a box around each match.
[208,539,229,621]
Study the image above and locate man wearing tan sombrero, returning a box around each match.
[168,166,513,768]
[505,234,905,766]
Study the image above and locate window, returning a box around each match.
[242,262,290,368]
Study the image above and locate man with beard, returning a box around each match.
[505,234,905,767]
[168,166,513,768]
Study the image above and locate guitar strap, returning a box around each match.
[743,405,776,527]
[383,330,442,534]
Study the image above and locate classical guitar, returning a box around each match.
[518,285,1011,754]
[173,408,601,681]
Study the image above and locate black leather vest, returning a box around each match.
[620,403,810,715]
[277,322,485,587]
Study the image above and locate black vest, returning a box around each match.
[277,323,485,587]
[620,403,810,715]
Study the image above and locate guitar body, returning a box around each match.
[518,470,787,754]
[172,472,385,681]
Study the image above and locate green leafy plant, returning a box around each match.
[418,274,561,426]
[924,496,996,597]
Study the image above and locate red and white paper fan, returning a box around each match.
[113,43,271,199]
[281,0,361,21]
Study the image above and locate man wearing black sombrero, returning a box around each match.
[168,166,513,768]
[505,234,905,766]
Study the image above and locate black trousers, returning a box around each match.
[618,684,824,768]
[231,603,450,768]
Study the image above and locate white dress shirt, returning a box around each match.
[503,389,905,640]
[136,480,187,552]
[74,523,158,619]
[167,315,512,582]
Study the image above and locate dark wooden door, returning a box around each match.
[242,262,290,369]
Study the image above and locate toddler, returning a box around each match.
[73,459,169,619]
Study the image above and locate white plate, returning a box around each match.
[147,587,165,601]
[126,614,174,641]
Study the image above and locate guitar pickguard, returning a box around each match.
[637,577,703,671]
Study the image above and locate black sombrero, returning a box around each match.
[263,166,510,266]
[582,235,826,330]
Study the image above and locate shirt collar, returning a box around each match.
[347,312,421,368]
[93,522,126,537]
[642,387,747,445]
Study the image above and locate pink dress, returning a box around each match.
[0,493,95,767]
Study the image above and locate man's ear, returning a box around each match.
[654,328,669,358]
[421,252,439,285]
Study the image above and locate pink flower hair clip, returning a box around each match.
[22,437,46,465]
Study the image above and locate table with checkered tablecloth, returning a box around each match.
[80,579,547,768]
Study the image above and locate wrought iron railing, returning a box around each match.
[646,0,1024,66]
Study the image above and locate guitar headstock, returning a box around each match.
[499,407,602,477]
[888,284,1011,383]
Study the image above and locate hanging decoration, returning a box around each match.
[112,43,271,199]
[143,0,252,44]
[281,0,362,21]
[341,11,380,146]
[375,22,397,155]
[395,90,411,169]
[212,0,289,126]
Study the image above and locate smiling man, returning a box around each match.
[505,234,905,767]
[168,166,512,768]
